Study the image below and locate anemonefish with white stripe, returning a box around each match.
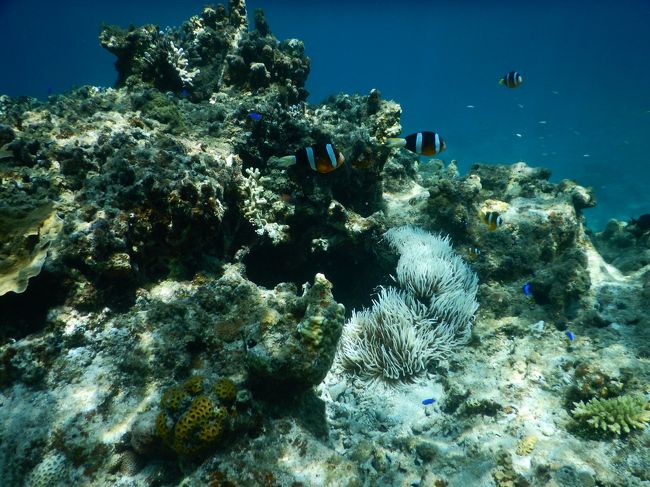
[482,211,503,231]
[386,132,446,156]
[499,71,523,88]
[272,143,345,174]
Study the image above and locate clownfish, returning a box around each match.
[272,143,345,174]
[499,71,523,88]
[482,211,503,231]
[468,246,481,256]
[386,132,446,156]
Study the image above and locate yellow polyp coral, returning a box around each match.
[215,378,237,404]
[184,375,205,394]
[160,385,187,411]
[572,395,650,436]
[198,423,222,443]
[190,396,214,422]
[157,378,237,455]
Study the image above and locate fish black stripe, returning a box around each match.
[405,133,417,153]
[422,132,434,153]
[295,148,307,166]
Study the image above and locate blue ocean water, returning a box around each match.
[1,0,648,230]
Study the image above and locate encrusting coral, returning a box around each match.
[571,395,650,436]
[0,203,62,296]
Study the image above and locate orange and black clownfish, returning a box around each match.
[499,71,523,88]
[386,132,446,156]
[482,211,503,231]
[273,143,345,174]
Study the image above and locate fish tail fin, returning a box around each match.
[498,78,505,85]
[385,138,406,148]
[268,155,297,168]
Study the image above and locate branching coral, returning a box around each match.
[143,35,200,89]
[240,167,289,244]
[572,395,650,436]
[339,226,479,382]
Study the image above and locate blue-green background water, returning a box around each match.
[1,0,649,230]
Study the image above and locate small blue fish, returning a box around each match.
[421,398,436,406]
[565,330,575,341]
[522,282,533,298]
[248,112,262,121]
[180,88,190,97]
[47,86,53,95]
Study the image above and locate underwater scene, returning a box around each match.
[0,0,649,486]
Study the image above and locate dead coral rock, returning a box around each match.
[100,2,309,103]
[384,161,594,315]
[245,273,345,392]
[590,218,650,273]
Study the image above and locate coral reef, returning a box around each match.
[1,1,649,486]
[572,395,650,436]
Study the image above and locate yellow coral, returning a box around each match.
[184,375,205,394]
[215,378,237,404]
[515,435,538,455]
[191,396,215,423]
[160,386,187,410]
[198,423,222,442]
[298,313,325,345]
[158,380,234,455]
